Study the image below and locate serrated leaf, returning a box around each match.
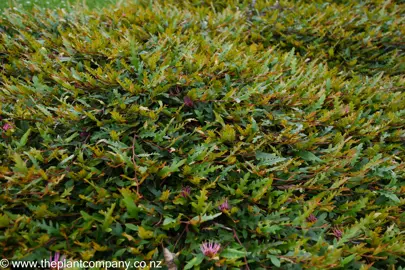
[256,151,286,166]
[297,151,324,163]
[214,110,225,127]
[377,191,400,203]
[158,159,187,179]
[17,128,31,148]
[190,213,222,225]
[102,203,116,232]
[12,153,28,174]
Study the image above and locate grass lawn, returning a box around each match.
[0,0,404,269]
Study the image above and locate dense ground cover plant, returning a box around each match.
[0,0,117,11]
[0,0,404,269]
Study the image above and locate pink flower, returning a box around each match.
[2,123,12,131]
[50,252,66,270]
[181,186,191,198]
[332,228,343,240]
[218,199,230,212]
[183,96,194,107]
[306,214,317,222]
[79,131,89,138]
[200,241,221,258]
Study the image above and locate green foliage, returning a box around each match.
[0,0,404,269]
[0,0,117,11]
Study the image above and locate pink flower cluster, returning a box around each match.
[50,252,66,270]
[218,199,230,212]
[200,241,221,258]
[332,228,343,239]
[2,123,12,131]
[306,214,317,222]
[181,186,191,198]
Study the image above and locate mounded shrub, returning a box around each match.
[0,0,404,269]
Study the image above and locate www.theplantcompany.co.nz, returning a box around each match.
[0,258,163,269]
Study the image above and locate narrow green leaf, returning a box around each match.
[221,248,249,259]
[342,254,356,266]
[184,254,204,270]
[18,128,31,148]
